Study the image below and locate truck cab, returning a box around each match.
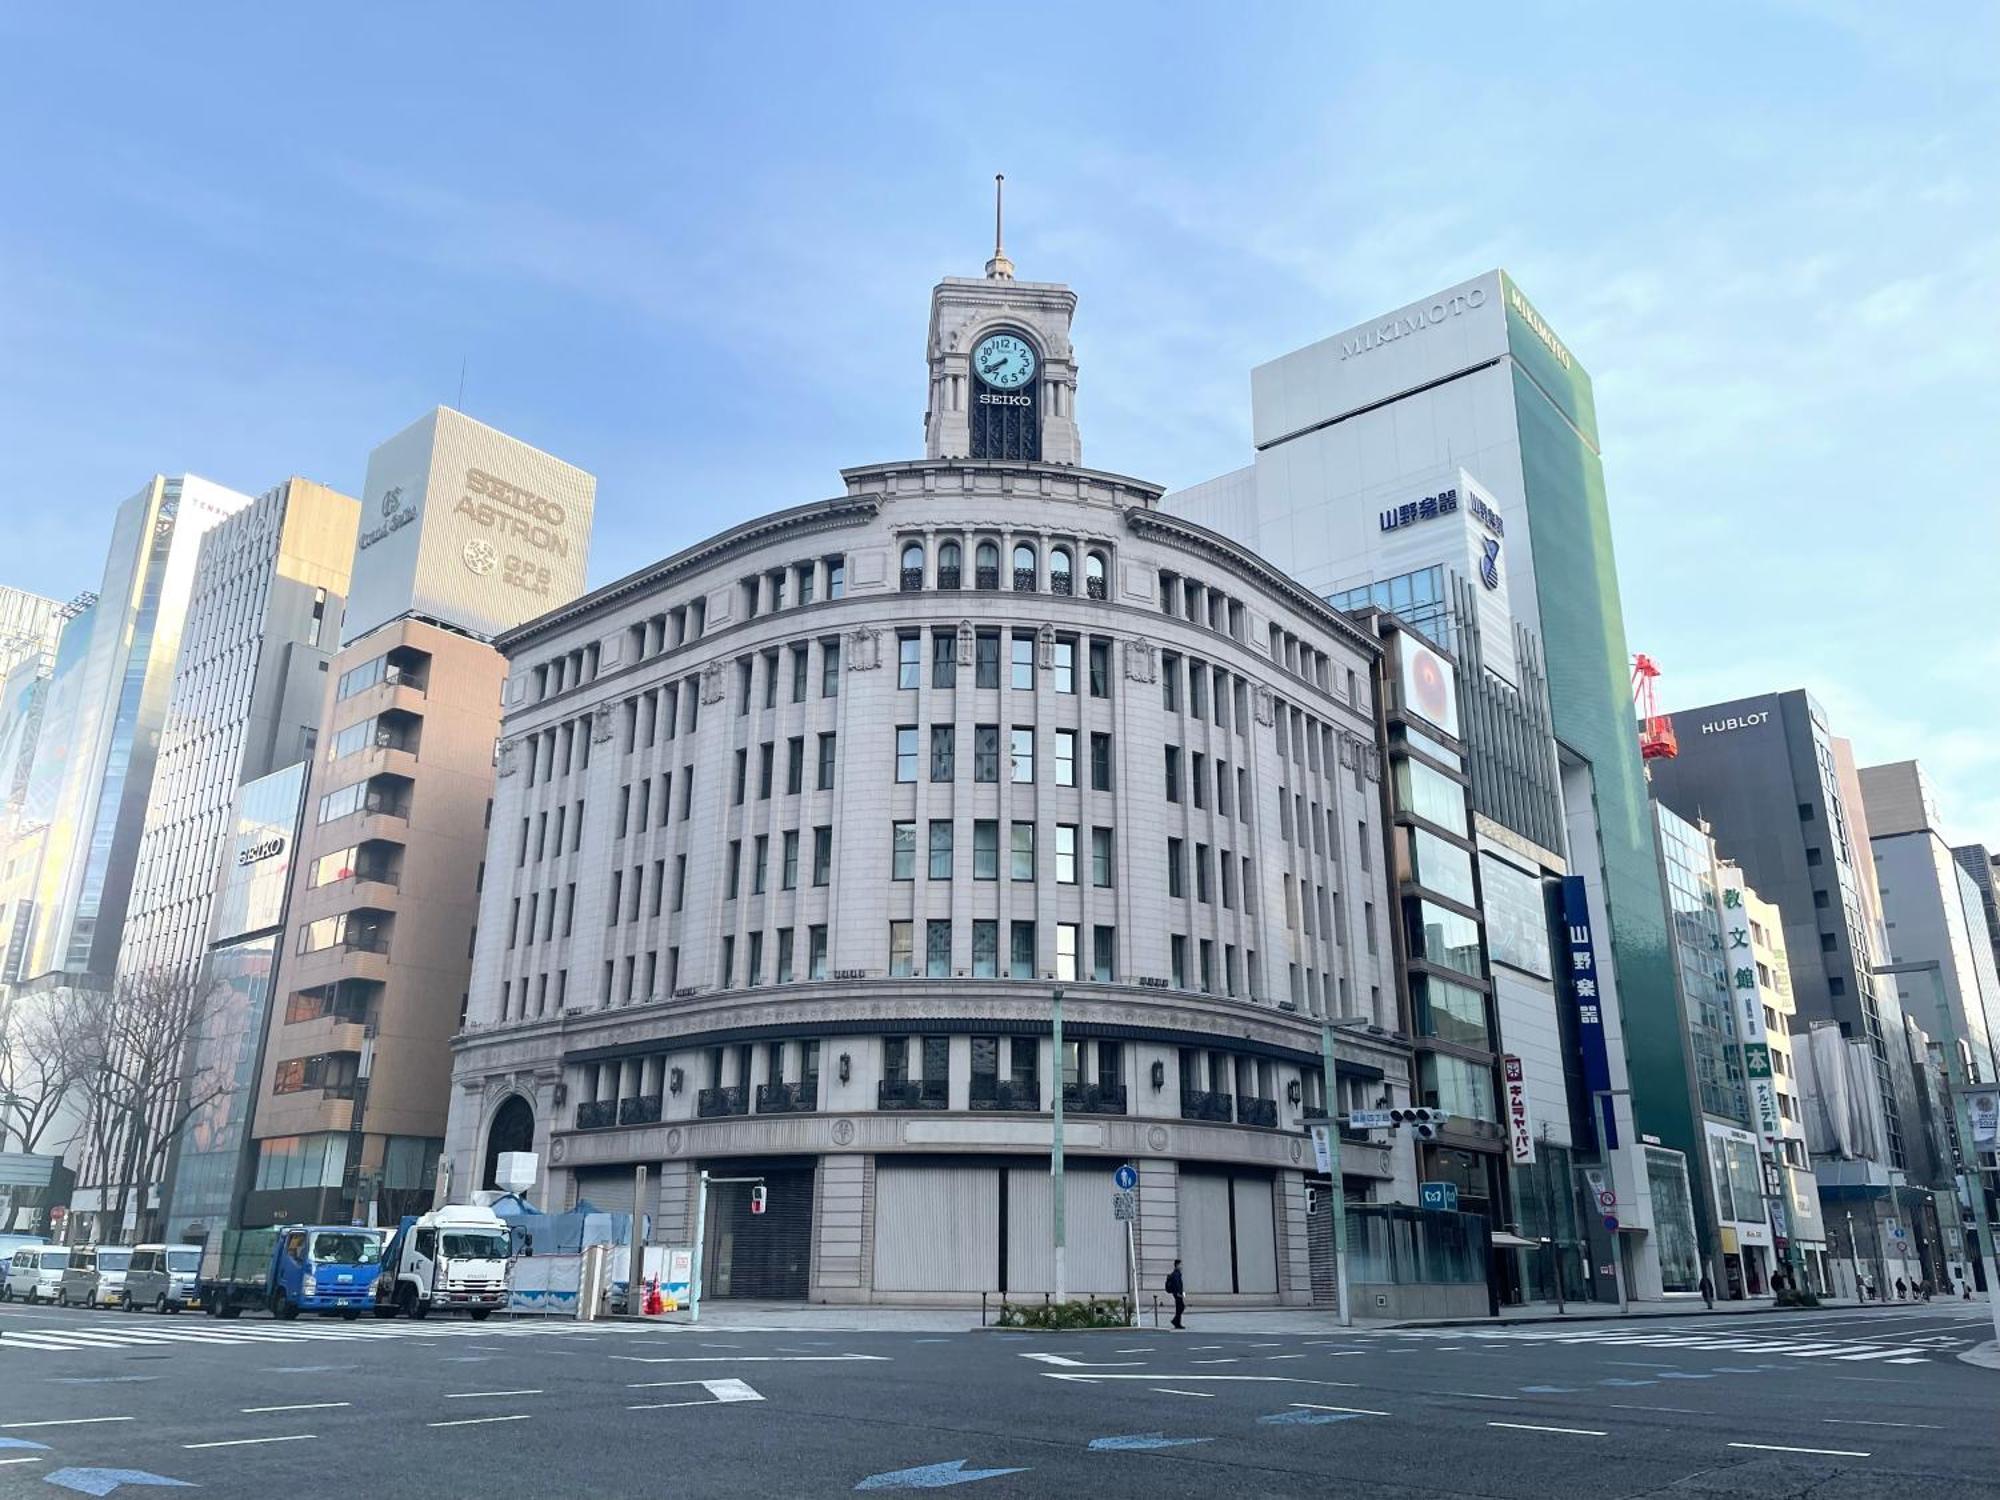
[379,1204,511,1319]
[270,1226,384,1318]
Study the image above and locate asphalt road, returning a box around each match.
[0,1299,1994,1497]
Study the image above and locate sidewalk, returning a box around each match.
[614,1293,1970,1335]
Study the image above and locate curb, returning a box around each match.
[1957,1340,2000,1372]
[1392,1301,1906,1330]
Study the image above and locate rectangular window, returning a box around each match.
[673,855,687,912]
[782,830,799,890]
[1055,922,1078,981]
[1010,727,1034,783]
[1167,837,1185,898]
[1055,824,1077,884]
[974,724,1000,782]
[1054,728,1076,787]
[1011,822,1036,881]
[732,749,747,805]
[1392,757,1469,836]
[1091,827,1114,887]
[1010,921,1035,978]
[895,726,919,782]
[1216,762,1232,817]
[746,931,764,986]
[1092,925,1115,982]
[973,919,999,977]
[751,834,769,894]
[776,927,795,983]
[809,924,828,979]
[975,630,1000,688]
[889,921,914,977]
[1090,732,1112,791]
[791,646,808,703]
[974,820,999,880]
[758,742,774,800]
[1171,935,1188,989]
[1164,746,1181,802]
[931,631,957,688]
[786,736,804,795]
[892,821,916,880]
[1162,652,1181,711]
[724,840,740,898]
[898,633,921,689]
[821,639,841,696]
[926,919,951,978]
[929,819,953,880]
[1191,752,1207,809]
[813,826,832,885]
[1011,633,1035,689]
[930,725,955,782]
[719,935,735,988]
[1195,843,1211,903]
[1088,638,1110,699]
[1052,638,1075,694]
[818,732,836,791]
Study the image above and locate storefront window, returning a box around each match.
[1418,1053,1497,1123]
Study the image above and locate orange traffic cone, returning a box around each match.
[644,1279,664,1317]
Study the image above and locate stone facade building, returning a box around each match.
[444,252,1411,1304]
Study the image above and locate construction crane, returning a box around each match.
[1632,653,1678,761]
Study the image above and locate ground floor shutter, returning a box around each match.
[1178,1169,1235,1293]
[873,1163,998,1293]
[1005,1165,1124,1295]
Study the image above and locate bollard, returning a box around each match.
[981,1291,987,1328]
[1152,1294,1160,1328]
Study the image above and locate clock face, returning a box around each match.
[973,333,1037,391]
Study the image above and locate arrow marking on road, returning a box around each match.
[1087,1434,1214,1451]
[42,1470,193,1496]
[627,1378,765,1411]
[1260,1410,1363,1425]
[1021,1353,1145,1369]
[854,1460,1029,1490]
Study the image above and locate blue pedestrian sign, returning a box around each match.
[1112,1164,1139,1192]
[1419,1181,1458,1212]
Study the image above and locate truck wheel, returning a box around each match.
[399,1286,428,1321]
[342,1307,360,1321]
[277,1295,300,1321]
[468,1308,492,1322]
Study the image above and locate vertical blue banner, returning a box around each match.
[1561,875,1618,1149]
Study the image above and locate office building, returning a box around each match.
[1163,274,1680,1299]
[242,411,596,1229]
[1952,844,2000,983]
[440,246,1417,1308]
[1859,761,2000,1084]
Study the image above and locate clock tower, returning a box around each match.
[924,176,1081,466]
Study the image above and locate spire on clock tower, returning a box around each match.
[924,178,1081,465]
[984,173,1014,281]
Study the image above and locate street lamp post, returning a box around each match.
[1052,987,1066,1307]
[1318,1022,1352,1329]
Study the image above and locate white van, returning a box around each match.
[4,1245,70,1303]
[60,1244,133,1307]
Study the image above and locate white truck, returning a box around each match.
[374,1203,512,1320]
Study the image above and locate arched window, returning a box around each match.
[1049,547,1073,596]
[900,542,925,592]
[975,541,1000,591]
[482,1094,536,1191]
[1085,550,1108,600]
[1013,543,1037,592]
[937,541,962,590]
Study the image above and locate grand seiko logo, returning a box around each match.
[976,392,1032,407]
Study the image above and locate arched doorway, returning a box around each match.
[482,1095,536,1191]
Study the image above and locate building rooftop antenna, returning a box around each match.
[985,173,1014,281]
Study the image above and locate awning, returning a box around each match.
[1491,1231,1539,1249]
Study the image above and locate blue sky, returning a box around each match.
[4,4,1997,840]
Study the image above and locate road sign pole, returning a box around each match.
[1052,987,1066,1306]
[689,1170,708,1325]
[1320,1024,1351,1328]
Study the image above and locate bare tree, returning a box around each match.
[0,985,101,1159]
[82,965,237,1241]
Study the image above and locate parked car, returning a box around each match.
[58,1244,134,1308]
[3,1245,69,1303]
[123,1243,203,1313]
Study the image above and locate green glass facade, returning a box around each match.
[1499,274,1695,1250]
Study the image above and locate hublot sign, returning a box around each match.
[1700,712,1770,735]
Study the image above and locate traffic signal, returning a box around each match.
[1387,1107,1446,1139]
[749,1185,768,1216]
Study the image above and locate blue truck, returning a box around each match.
[198,1224,385,1319]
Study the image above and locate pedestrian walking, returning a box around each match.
[1165,1259,1186,1330]
[1894,1276,1907,1300]
[1698,1271,1714,1309]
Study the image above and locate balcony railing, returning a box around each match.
[576,1099,617,1130]
[900,568,924,592]
[320,1081,358,1100]
[1303,1104,1327,1121]
[1180,1090,1233,1123]
[697,1085,747,1119]
[1086,575,1106,600]
[1062,1082,1127,1115]
[618,1094,663,1126]
[1051,573,1073,596]
[975,566,1000,591]
[341,932,390,956]
[970,1078,1040,1112]
[1013,568,1036,592]
[1239,1096,1279,1129]
[936,566,961,591]
[878,1079,947,1111]
[362,795,410,820]
[756,1081,818,1114]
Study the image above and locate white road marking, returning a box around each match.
[1150,1388,1214,1397]
[627,1377,764,1411]
[1292,1402,1390,1417]
[1267,1354,1306,1361]
[1824,1418,1942,1430]
[444,1389,543,1399]
[1729,1441,1869,1457]
[1440,1391,1519,1401]
[427,1415,532,1428]
[242,1402,351,1413]
[1190,1358,1239,1365]
[0,1457,42,1466]
[1608,1403,1704,1414]
[611,1353,888,1365]
[1489,1422,1607,1437]
[1021,1353,1144,1370]
[184,1434,318,1449]
[1114,1347,1153,1353]
[1042,1372,1358,1386]
[1,1416,134,1429]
